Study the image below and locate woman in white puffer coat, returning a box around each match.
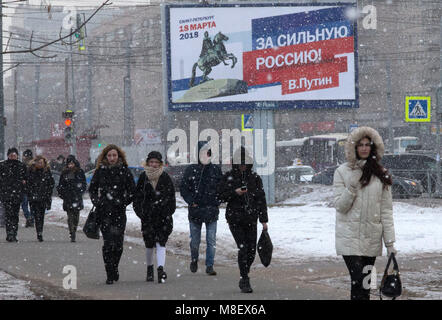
[333,126,397,300]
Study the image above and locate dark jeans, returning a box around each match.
[21,195,33,222]
[189,220,217,267]
[30,202,46,235]
[228,221,257,279]
[343,255,377,300]
[4,201,20,238]
[67,209,80,235]
[100,209,127,277]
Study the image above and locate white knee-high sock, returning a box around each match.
[156,242,166,267]
[146,248,154,266]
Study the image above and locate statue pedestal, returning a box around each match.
[176,79,248,103]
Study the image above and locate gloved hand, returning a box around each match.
[386,244,397,256]
[348,173,361,194]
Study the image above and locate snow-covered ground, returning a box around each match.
[0,271,37,300]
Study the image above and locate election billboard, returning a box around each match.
[164,3,358,112]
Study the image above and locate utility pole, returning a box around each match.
[87,52,93,131]
[33,65,40,142]
[13,69,17,147]
[123,28,133,146]
[0,0,4,159]
[386,60,394,153]
[435,17,442,196]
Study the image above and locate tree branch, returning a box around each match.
[2,0,112,55]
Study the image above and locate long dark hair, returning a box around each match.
[356,137,392,189]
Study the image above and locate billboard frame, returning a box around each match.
[163,2,359,112]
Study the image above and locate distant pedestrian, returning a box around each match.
[133,151,176,283]
[0,148,27,242]
[21,149,34,228]
[89,144,136,285]
[0,148,26,242]
[180,141,222,276]
[333,126,396,300]
[27,155,55,242]
[57,155,87,243]
[51,155,65,173]
[217,146,268,293]
[84,157,95,172]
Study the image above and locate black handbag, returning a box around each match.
[257,230,273,267]
[380,253,402,300]
[82,206,101,240]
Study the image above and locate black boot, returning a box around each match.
[146,265,154,282]
[37,233,43,242]
[105,265,114,285]
[239,276,253,293]
[158,266,167,283]
[70,232,76,243]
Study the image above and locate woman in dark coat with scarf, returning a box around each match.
[217,146,268,293]
[89,144,136,285]
[27,155,55,242]
[133,151,176,283]
[57,155,87,242]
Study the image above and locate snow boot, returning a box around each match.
[146,265,154,282]
[190,260,198,273]
[239,276,253,293]
[206,266,217,276]
[158,266,167,283]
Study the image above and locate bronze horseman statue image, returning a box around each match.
[189,31,238,87]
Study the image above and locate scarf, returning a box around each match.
[145,165,163,190]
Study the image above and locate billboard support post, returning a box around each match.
[254,109,275,205]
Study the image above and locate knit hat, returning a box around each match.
[66,155,76,165]
[23,149,33,158]
[146,151,162,163]
[7,147,19,156]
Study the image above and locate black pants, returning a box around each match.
[4,201,20,239]
[229,221,257,279]
[99,209,127,277]
[343,255,376,300]
[67,209,80,236]
[30,202,46,235]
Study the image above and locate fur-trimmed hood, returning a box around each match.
[345,126,385,167]
[29,156,51,172]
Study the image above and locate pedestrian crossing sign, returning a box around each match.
[405,96,431,122]
[241,114,253,131]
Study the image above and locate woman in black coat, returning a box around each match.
[133,151,176,283]
[27,156,55,242]
[217,147,268,293]
[57,155,87,243]
[88,144,136,285]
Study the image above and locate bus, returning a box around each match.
[393,136,419,154]
[300,133,349,171]
[276,137,308,167]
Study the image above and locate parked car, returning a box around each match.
[276,165,315,183]
[381,153,441,193]
[312,165,423,199]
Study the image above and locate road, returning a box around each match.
[0,218,347,300]
[0,216,440,300]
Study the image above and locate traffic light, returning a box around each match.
[62,110,75,144]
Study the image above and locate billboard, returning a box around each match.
[164,3,358,112]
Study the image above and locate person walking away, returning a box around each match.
[89,144,135,285]
[333,126,397,300]
[0,148,27,242]
[133,151,176,283]
[180,141,222,275]
[27,155,54,242]
[217,146,268,293]
[22,149,34,228]
[57,155,87,242]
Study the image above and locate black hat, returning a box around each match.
[23,149,33,158]
[7,147,19,156]
[146,151,162,163]
[66,155,76,165]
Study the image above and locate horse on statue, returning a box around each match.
[189,32,237,87]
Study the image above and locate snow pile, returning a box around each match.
[0,271,37,300]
